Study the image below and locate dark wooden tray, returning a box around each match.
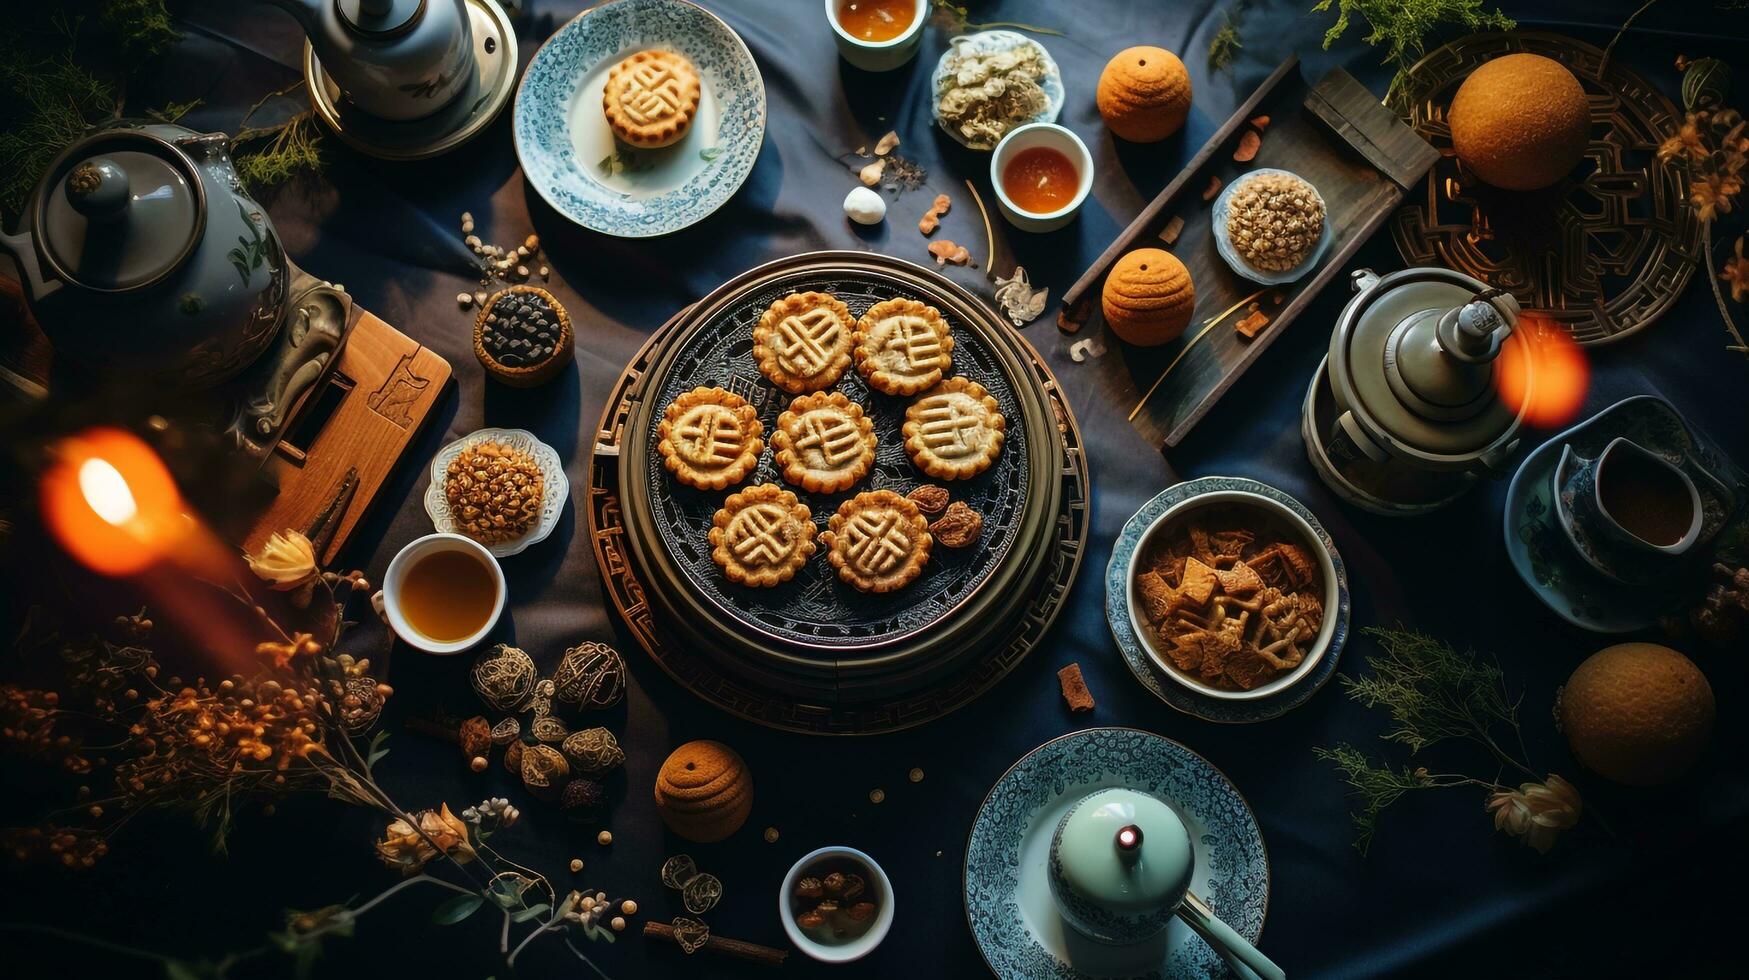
[1060,58,1438,449]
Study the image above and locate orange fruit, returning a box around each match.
[1448,53,1590,191]
[653,739,754,842]
[1097,46,1192,143]
[1101,248,1195,346]
[1559,643,1714,787]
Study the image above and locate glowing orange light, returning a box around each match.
[1497,313,1589,429]
[41,428,183,576]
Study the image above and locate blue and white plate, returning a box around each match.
[1211,169,1333,286]
[1106,477,1350,723]
[965,728,1269,980]
[513,0,766,237]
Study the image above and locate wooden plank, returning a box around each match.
[244,306,451,564]
[1062,64,1437,449]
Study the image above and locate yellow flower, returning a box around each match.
[255,632,321,670]
[375,804,475,875]
[1486,774,1582,854]
[1658,114,1708,166]
[1691,171,1743,223]
[1723,236,1749,304]
[246,530,320,592]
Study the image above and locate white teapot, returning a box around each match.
[265,0,474,121]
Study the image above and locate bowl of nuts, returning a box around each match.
[424,428,569,558]
[1211,168,1331,286]
[779,845,893,963]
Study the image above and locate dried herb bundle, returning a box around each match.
[1311,0,1515,110]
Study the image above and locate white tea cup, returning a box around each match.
[381,532,505,654]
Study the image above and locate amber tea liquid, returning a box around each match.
[1598,449,1693,546]
[399,548,498,642]
[1002,146,1080,214]
[836,0,915,42]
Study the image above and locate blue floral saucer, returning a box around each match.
[1105,477,1350,724]
[513,0,766,237]
[964,728,1269,980]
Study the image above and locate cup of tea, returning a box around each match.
[381,533,506,654]
[1554,437,1703,582]
[826,0,928,72]
[990,123,1094,233]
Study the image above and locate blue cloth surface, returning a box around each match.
[10,1,1749,977]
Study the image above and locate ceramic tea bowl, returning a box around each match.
[779,845,894,963]
[990,123,1095,233]
[1554,436,1713,585]
[1126,488,1339,701]
[381,532,505,655]
[825,0,929,72]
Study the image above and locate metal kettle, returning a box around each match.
[265,0,474,121]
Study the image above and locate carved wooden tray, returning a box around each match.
[1391,32,1700,346]
[1061,59,1439,450]
[588,252,1089,734]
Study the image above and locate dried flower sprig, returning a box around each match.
[1315,627,1587,855]
[1311,0,1515,111]
[1660,56,1749,360]
[930,0,1064,36]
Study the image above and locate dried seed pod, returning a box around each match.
[561,727,626,776]
[906,484,950,514]
[552,641,627,709]
[489,716,521,745]
[840,873,866,902]
[503,739,524,775]
[519,743,569,800]
[929,501,983,548]
[661,854,699,890]
[472,643,537,712]
[822,872,846,896]
[845,901,878,922]
[458,715,492,763]
[795,876,824,900]
[796,908,826,930]
[682,872,723,914]
[671,916,710,955]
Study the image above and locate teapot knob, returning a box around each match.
[1438,287,1518,364]
[66,158,130,219]
[1114,824,1143,864]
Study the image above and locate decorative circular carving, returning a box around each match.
[1391,32,1700,346]
[586,254,1090,735]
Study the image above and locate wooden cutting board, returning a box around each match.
[244,305,450,565]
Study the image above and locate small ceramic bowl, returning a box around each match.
[382,533,506,655]
[1126,489,1339,701]
[825,0,928,72]
[424,427,569,558]
[1211,168,1333,285]
[990,123,1094,233]
[779,846,895,963]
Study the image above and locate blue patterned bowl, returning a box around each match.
[965,728,1269,979]
[513,0,766,237]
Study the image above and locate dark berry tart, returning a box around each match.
[474,285,574,387]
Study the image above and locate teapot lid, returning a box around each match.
[37,129,203,293]
[1052,788,1191,917]
[338,0,424,36]
[1330,268,1526,459]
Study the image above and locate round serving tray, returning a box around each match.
[588,252,1089,734]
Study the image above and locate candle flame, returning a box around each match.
[78,458,138,527]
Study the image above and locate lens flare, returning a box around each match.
[42,428,182,576]
[1497,312,1589,429]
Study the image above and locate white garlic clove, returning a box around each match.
[843,186,887,226]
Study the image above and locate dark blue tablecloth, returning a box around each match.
[8,1,1749,977]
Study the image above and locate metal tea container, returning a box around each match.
[1304,267,1530,514]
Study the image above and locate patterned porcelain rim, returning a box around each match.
[423,427,570,558]
[963,727,1269,980]
[1105,477,1350,724]
[513,0,767,237]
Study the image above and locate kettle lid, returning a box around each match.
[338,0,424,36]
[1331,268,1525,459]
[37,129,203,293]
[1052,788,1192,916]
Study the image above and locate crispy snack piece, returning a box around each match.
[708,484,817,587]
[772,391,877,493]
[603,50,702,149]
[854,298,955,396]
[906,484,950,514]
[444,441,545,544]
[929,501,983,548]
[657,387,764,490]
[753,292,855,393]
[1057,662,1095,712]
[902,377,1006,480]
[821,490,932,593]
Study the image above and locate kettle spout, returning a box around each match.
[260,0,323,33]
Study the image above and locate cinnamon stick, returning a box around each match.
[643,921,788,966]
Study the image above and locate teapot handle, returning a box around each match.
[0,222,61,302]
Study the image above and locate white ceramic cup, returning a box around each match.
[1126,490,1339,700]
[990,122,1095,233]
[825,0,929,72]
[381,532,506,655]
[779,845,895,963]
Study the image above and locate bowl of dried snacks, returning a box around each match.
[1211,168,1331,286]
[1125,484,1338,700]
[779,845,894,963]
[931,31,1065,151]
[424,428,569,558]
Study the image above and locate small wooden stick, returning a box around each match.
[643,921,788,966]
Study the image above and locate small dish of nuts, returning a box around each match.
[1210,168,1331,286]
[779,846,893,964]
[423,428,569,558]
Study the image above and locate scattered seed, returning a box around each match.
[869,788,886,804]
[474,291,488,305]
[611,916,626,932]
[909,768,924,783]
[539,266,550,278]
[570,858,584,873]
[598,830,613,846]
[764,827,780,843]
[524,234,540,252]
[621,899,638,915]
[457,292,474,308]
